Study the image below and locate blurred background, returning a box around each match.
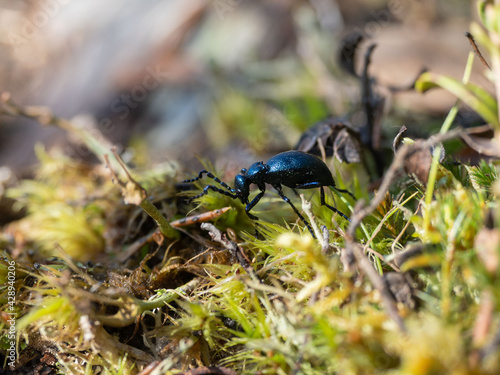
[0,0,482,178]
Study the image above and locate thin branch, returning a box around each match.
[300,194,326,246]
[344,127,465,333]
[465,32,491,70]
[104,152,178,239]
[200,223,254,277]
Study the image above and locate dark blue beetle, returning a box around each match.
[183,150,355,238]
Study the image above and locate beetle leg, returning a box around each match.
[183,170,234,192]
[321,187,351,222]
[186,185,238,204]
[331,186,356,200]
[245,190,265,221]
[273,185,316,239]
[243,190,266,239]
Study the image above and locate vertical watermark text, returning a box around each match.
[5,259,17,370]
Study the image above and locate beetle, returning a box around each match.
[182,150,355,238]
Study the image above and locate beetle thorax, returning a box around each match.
[245,162,267,184]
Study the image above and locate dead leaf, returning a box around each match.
[474,210,500,275]
[334,128,362,163]
[461,133,500,158]
[404,141,433,185]
[383,272,417,310]
[296,120,362,163]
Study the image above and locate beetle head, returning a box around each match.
[233,174,250,204]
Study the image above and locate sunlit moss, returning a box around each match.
[393,315,469,375]
[415,183,484,249]
[3,1,500,373]
[6,147,111,261]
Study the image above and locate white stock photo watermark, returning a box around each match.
[8,0,71,47]
[107,64,170,121]
[64,63,169,160]
[351,0,408,38]
[213,0,245,20]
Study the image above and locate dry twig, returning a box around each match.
[200,223,254,276]
[344,127,465,333]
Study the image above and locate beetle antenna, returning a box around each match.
[183,170,234,192]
